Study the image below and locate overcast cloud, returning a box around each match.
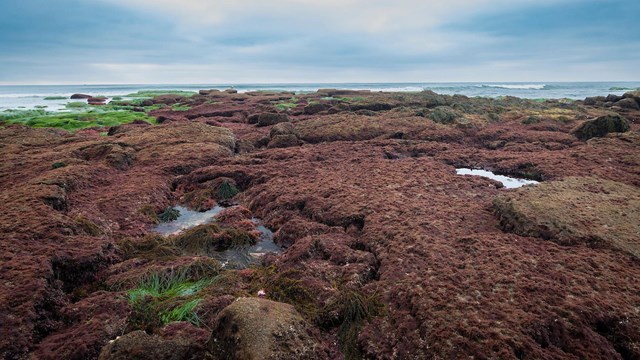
[0,0,638,84]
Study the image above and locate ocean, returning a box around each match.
[1,82,639,111]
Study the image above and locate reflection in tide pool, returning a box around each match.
[152,206,281,268]
[456,168,539,189]
[153,206,224,236]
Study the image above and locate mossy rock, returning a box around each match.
[209,298,327,360]
[429,106,460,124]
[571,114,630,141]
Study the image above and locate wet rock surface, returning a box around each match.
[1,89,639,359]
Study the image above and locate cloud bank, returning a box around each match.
[0,0,638,84]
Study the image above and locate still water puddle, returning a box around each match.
[456,168,539,189]
[152,206,281,268]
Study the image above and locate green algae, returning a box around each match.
[124,90,196,98]
[0,108,156,131]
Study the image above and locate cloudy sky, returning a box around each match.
[0,0,638,84]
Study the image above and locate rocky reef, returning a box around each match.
[0,88,639,359]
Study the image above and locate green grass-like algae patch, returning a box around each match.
[124,90,197,98]
[0,108,156,131]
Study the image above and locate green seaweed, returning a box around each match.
[0,109,156,131]
[124,90,196,98]
[171,103,192,111]
[216,180,240,200]
[126,270,214,330]
[43,96,68,100]
[158,207,181,222]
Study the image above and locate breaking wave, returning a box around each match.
[480,84,547,90]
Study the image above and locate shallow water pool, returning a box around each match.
[456,168,539,189]
[152,206,281,268]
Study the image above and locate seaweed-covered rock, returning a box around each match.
[571,114,630,140]
[247,113,290,127]
[267,134,301,149]
[616,97,640,110]
[98,330,210,360]
[269,122,298,138]
[493,177,640,257]
[303,103,330,115]
[209,298,327,360]
[429,106,460,124]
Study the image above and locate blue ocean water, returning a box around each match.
[1,82,639,111]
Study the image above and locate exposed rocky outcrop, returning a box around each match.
[571,114,630,140]
[209,298,328,360]
[494,177,640,257]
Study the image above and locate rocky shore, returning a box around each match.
[1,89,639,359]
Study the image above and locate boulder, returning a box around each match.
[209,298,327,360]
[247,113,290,127]
[493,177,640,258]
[606,94,623,103]
[616,97,640,110]
[571,114,630,141]
[303,103,330,115]
[583,96,606,106]
[70,93,92,99]
[269,122,298,138]
[267,134,302,149]
[88,97,107,105]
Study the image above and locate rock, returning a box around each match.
[225,88,238,94]
[269,122,298,138]
[88,97,107,105]
[267,134,301,149]
[98,330,209,360]
[317,89,371,97]
[303,103,330,115]
[616,97,640,110]
[606,94,623,103]
[70,94,92,99]
[141,99,154,107]
[571,114,630,140]
[247,113,290,127]
[209,298,327,360]
[583,96,606,106]
[493,177,640,258]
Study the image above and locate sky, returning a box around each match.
[0,0,638,84]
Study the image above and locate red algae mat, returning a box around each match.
[1,89,640,359]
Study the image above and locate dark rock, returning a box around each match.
[267,134,301,149]
[224,88,238,94]
[327,104,351,114]
[141,99,154,107]
[616,97,640,110]
[88,97,107,105]
[571,114,630,141]
[606,94,623,103]
[209,298,328,360]
[247,113,290,127]
[583,96,605,106]
[70,94,92,99]
[303,103,330,115]
[317,89,371,97]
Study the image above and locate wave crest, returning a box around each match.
[480,84,546,90]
